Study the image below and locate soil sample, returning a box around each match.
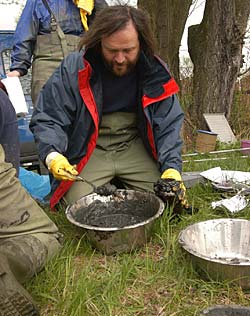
[74,196,155,228]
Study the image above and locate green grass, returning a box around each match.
[27,151,250,316]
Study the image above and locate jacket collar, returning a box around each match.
[137,51,173,99]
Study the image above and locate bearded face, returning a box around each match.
[101,21,140,77]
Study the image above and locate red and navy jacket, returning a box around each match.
[30,49,184,208]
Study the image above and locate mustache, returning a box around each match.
[113,61,127,66]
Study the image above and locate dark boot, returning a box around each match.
[0,235,48,284]
[0,254,39,316]
[0,235,49,316]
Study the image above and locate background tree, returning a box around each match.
[188,0,250,128]
[138,0,192,83]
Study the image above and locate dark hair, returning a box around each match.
[78,5,157,57]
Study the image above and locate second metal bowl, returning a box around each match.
[179,218,250,289]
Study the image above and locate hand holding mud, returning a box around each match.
[48,153,78,181]
[154,168,192,214]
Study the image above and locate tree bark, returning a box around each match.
[188,0,250,128]
[138,0,192,83]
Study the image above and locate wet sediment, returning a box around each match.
[74,196,155,228]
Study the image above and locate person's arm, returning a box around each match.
[9,0,39,76]
[29,52,83,162]
[29,52,85,181]
[7,70,21,77]
[152,94,184,173]
[152,94,192,212]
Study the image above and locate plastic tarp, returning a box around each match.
[19,167,50,202]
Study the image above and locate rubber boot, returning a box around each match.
[0,254,39,316]
[0,234,49,316]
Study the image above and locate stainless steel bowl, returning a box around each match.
[66,190,165,254]
[178,218,250,289]
[200,305,250,315]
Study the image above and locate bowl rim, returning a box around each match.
[65,189,165,232]
[201,304,250,313]
[178,218,250,266]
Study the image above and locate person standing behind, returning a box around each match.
[8,0,107,104]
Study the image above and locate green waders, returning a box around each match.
[0,144,62,315]
[31,6,80,104]
[64,112,161,205]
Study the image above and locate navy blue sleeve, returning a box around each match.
[29,52,82,162]
[10,0,39,75]
[152,94,184,173]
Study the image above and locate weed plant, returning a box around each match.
[28,152,250,316]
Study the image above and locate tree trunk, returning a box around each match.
[138,0,192,83]
[188,0,250,129]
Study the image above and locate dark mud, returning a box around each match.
[95,183,117,196]
[74,196,156,228]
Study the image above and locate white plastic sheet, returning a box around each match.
[200,167,250,184]
[1,76,28,115]
[211,194,248,213]
[200,167,250,213]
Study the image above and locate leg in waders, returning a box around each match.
[0,145,62,316]
[64,112,161,205]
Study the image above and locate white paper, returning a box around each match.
[211,194,248,213]
[200,167,223,183]
[200,167,250,185]
[1,76,28,115]
[221,170,250,184]
[106,0,137,6]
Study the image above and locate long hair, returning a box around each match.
[78,5,157,57]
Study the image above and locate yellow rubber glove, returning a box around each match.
[161,168,182,180]
[48,153,78,181]
[161,168,186,196]
[154,168,192,213]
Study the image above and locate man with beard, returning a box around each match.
[30,5,188,211]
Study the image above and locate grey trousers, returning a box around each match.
[64,112,161,205]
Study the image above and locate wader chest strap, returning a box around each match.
[41,0,69,56]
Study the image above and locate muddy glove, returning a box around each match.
[46,153,78,181]
[154,168,192,214]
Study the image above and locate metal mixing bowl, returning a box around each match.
[66,190,165,254]
[178,218,250,289]
[200,305,250,316]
